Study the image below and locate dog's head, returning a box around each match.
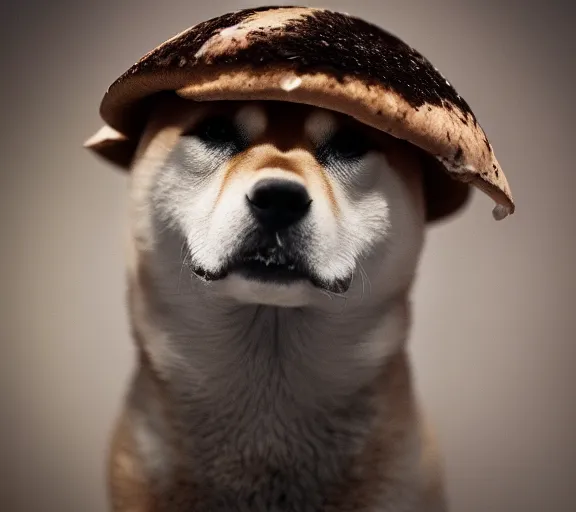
[129,95,426,308]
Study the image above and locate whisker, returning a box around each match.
[359,263,372,300]
[356,266,365,303]
[177,242,190,294]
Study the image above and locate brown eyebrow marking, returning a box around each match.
[311,157,339,217]
[212,148,251,212]
[255,153,307,177]
[206,101,351,218]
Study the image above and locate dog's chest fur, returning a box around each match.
[126,283,419,511]
[151,385,377,511]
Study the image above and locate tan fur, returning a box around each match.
[322,349,415,509]
[109,412,157,512]
[418,420,447,510]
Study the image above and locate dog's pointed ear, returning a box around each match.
[84,125,138,170]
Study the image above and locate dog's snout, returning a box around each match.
[247,178,311,230]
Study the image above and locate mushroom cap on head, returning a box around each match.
[85,6,514,223]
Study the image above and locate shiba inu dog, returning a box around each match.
[85,7,514,511]
[106,94,446,511]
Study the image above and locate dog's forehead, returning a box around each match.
[150,97,360,144]
[143,97,417,169]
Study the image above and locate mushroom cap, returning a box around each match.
[85,6,514,222]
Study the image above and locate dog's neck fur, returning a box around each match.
[127,249,421,510]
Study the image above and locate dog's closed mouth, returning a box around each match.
[189,248,310,285]
[228,251,310,284]
[191,251,354,294]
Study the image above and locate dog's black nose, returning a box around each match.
[247,178,312,230]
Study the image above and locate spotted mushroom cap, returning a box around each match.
[85,6,514,222]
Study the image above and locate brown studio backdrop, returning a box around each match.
[1,0,575,511]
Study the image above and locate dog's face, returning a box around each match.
[131,96,426,308]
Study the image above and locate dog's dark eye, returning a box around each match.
[323,129,371,160]
[195,116,239,145]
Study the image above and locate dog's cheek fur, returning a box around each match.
[151,139,232,271]
[312,152,424,297]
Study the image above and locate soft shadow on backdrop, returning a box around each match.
[2,0,575,511]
